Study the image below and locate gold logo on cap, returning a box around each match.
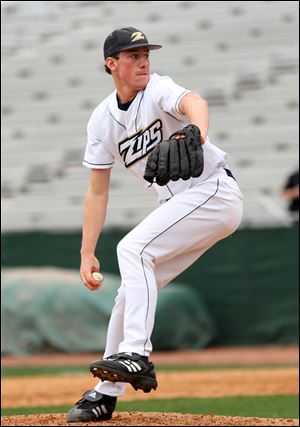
[131,32,145,42]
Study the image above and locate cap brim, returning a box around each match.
[107,43,162,57]
[147,44,162,50]
[121,43,162,51]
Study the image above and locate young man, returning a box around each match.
[67,27,243,422]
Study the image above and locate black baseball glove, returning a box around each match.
[144,124,204,186]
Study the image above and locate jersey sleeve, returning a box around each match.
[83,113,115,169]
[151,76,191,120]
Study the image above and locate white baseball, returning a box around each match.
[92,272,104,282]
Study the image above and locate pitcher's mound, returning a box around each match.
[1,412,299,426]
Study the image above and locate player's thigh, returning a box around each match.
[155,243,215,291]
[118,177,240,261]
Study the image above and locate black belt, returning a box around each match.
[224,168,236,181]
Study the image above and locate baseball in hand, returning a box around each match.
[92,272,104,282]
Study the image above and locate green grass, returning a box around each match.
[2,395,298,419]
[1,365,88,377]
[116,395,299,419]
[2,363,297,377]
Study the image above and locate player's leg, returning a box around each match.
[114,172,242,356]
[67,286,127,422]
[153,172,243,290]
[89,171,242,392]
[93,284,128,397]
[154,243,216,291]
[102,284,125,358]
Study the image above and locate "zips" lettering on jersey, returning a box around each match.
[119,119,162,167]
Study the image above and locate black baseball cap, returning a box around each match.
[103,27,162,59]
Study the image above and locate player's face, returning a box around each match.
[114,47,150,90]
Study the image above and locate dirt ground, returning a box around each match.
[1,412,299,426]
[3,345,298,367]
[1,346,299,426]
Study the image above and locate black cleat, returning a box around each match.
[89,352,158,393]
[67,389,117,423]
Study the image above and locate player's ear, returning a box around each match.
[105,57,118,73]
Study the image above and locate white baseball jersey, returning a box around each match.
[83,73,229,202]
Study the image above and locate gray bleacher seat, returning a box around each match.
[1,0,299,231]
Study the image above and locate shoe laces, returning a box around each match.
[106,353,119,361]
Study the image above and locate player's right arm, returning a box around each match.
[80,168,111,290]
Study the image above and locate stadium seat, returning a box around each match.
[1,1,298,231]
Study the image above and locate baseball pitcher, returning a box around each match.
[67,27,243,423]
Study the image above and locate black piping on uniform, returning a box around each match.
[83,160,114,166]
[175,90,190,115]
[108,108,126,130]
[140,255,150,356]
[166,184,174,197]
[135,93,144,132]
[139,179,220,353]
[164,90,190,122]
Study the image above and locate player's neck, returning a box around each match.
[116,88,138,104]
[113,77,144,104]
[116,94,136,111]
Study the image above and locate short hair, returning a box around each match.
[104,53,119,75]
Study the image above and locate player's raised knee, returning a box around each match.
[117,237,141,260]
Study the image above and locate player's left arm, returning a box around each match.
[178,92,208,144]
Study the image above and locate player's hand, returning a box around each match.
[144,124,203,186]
[80,253,102,291]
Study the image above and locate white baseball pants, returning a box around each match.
[95,168,243,396]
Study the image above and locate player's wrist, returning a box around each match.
[80,249,96,257]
